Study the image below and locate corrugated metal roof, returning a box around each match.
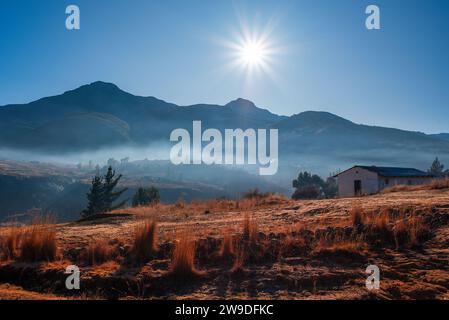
[353,166,432,177]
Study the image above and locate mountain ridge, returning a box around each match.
[1,81,449,173]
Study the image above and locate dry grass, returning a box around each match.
[230,247,247,273]
[394,215,430,249]
[429,178,449,189]
[114,195,291,219]
[131,219,158,263]
[219,234,235,260]
[242,212,258,245]
[370,210,392,240]
[382,178,449,193]
[313,239,365,258]
[169,235,203,278]
[0,226,21,261]
[19,224,57,262]
[82,241,117,265]
[350,205,364,227]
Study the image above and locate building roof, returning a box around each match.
[335,166,433,178]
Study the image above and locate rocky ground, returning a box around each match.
[0,188,448,300]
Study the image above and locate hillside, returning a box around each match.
[0,188,448,299]
[0,160,287,222]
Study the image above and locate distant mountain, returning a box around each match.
[0,82,282,152]
[1,81,449,172]
[430,133,449,142]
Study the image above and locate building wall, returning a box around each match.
[378,177,433,190]
[337,167,379,197]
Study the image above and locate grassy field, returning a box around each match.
[0,188,448,300]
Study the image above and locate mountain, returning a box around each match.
[0,82,282,152]
[430,133,449,142]
[1,81,449,172]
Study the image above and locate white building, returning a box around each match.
[334,166,433,197]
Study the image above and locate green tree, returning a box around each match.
[103,166,128,211]
[81,166,128,217]
[292,171,337,200]
[428,157,445,177]
[132,186,160,207]
[82,175,104,217]
[292,171,324,189]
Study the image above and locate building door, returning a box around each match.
[354,180,362,196]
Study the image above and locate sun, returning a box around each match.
[239,40,267,67]
[217,19,281,77]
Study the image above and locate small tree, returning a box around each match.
[132,187,160,207]
[103,166,128,211]
[82,175,104,217]
[429,157,445,177]
[292,171,337,199]
[81,166,127,217]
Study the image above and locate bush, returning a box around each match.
[292,186,320,200]
[132,187,160,207]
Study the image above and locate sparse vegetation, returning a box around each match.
[382,177,449,193]
[82,240,117,265]
[0,226,21,261]
[131,219,158,263]
[169,235,203,278]
[0,186,446,300]
[243,188,272,199]
[219,234,235,260]
[19,223,57,262]
[350,205,364,228]
[132,187,160,207]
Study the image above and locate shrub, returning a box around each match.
[292,186,320,200]
[132,187,160,207]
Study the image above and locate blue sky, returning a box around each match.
[0,0,448,133]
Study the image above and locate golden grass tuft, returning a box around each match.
[19,224,57,262]
[0,226,21,261]
[393,214,430,250]
[230,248,246,273]
[350,205,364,227]
[382,178,449,194]
[169,235,203,278]
[131,219,158,263]
[409,216,430,247]
[313,239,365,256]
[219,234,235,260]
[429,178,449,189]
[82,240,117,265]
[242,212,258,245]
